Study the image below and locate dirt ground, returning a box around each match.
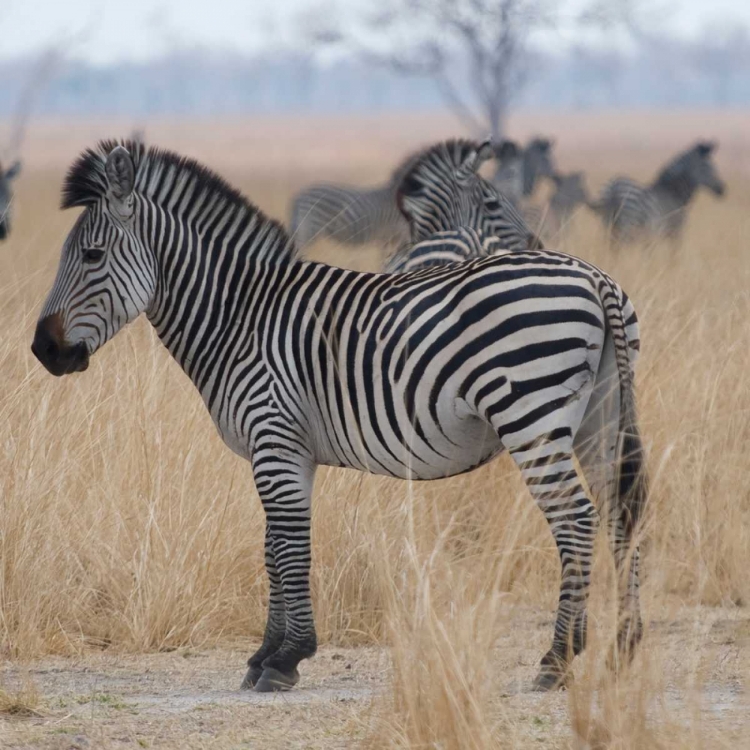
[0,604,746,749]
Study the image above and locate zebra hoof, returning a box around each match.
[254,667,300,693]
[240,664,264,690]
[531,669,571,692]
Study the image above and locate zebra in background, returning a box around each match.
[289,150,417,250]
[589,141,725,247]
[492,137,556,204]
[387,138,542,266]
[33,139,647,694]
[538,171,591,242]
[0,160,22,240]
[491,139,525,204]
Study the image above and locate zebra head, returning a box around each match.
[32,141,157,377]
[654,141,726,201]
[691,141,725,196]
[523,138,556,196]
[396,138,494,242]
[0,160,22,240]
[493,140,521,163]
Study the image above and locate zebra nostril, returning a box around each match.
[45,340,59,358]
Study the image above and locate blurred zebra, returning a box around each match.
[538,171,591,241]
[0,160,22,240]
[492,137,556,204]
[33,139,647,694]
[589,141,725,246]
[289,152,417,250]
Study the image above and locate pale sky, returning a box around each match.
[2,0,749,64]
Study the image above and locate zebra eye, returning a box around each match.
[82,247,105,263]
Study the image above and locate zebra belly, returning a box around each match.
[309,396,505,481]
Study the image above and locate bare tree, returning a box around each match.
[307,0,560,139]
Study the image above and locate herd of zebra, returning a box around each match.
[27,132,721,696]
[291,136,725,253]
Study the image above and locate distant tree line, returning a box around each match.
[0,28,748,119]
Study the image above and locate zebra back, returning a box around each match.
[288,148,422,251]
[384,227,503,274]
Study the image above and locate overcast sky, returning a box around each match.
[3,0,749,64]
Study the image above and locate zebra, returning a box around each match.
[392,138,542,254]
[492,137,556,204]
[540,171,591,241]
[288,151,416,251]
[491,139,525,205]
[0,159,22,240]
[589,141,725,247]
[33,139,648,694]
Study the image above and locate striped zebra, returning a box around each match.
[393,138,542,252]
[542,172,591,241]
[589,141,725,246]
[33,140,648,693]
[385,226,503,273]
[0,159,22,240]
[289,152,416,250]
[492,137,556,204]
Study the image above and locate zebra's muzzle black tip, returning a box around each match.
[31,317,89,377]
[0,222,7,241]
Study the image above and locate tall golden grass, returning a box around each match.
[1,118,748,747]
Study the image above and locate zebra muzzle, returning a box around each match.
[31,315,90,377]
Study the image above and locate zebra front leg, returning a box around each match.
[510,436,600,691]
[251,452,318,692]
[241,523,286,689]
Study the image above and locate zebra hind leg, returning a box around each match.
[241,523,287,689]
[573,334,644,671]
[509,433,600,691]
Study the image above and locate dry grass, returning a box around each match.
[0,112,749,748]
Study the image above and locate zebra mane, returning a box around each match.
[62,139,296,263]
[655,142,715,184]
[395,139,482,190]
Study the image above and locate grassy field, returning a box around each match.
[0,111,749,748]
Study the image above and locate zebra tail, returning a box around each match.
[599,280,649,536]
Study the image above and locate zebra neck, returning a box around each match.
[651,171,696,206]
[144,208,293,387]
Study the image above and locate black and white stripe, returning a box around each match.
[289,152,417,250]
[394,138,541,252]
[0,159,22,241]
[590,141,725,246]
[492,137,556,205]
[33,140,648,694]
[384,227,503,273]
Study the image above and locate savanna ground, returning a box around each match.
[1,110,749,748]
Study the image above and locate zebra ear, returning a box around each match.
[105,146,135,200]
[476,139,494,164]
[4,160,21,180]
